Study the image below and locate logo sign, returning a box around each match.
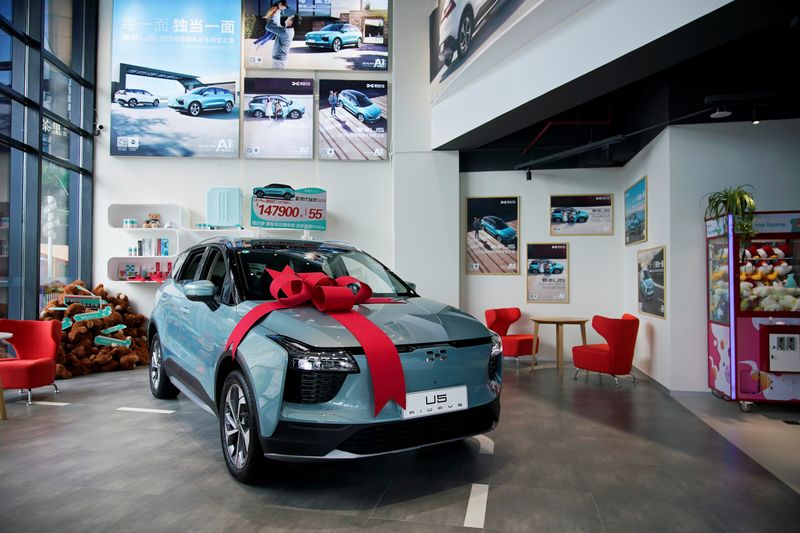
[250,187,327,231]
[402,385,468,419]
[752,213,800,233]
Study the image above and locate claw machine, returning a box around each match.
[707,211,800,412]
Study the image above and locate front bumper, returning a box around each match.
[438,36,457,61]
[261,396,500,459]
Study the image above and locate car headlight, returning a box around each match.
[272,336,359,373]
[490,331,502,357]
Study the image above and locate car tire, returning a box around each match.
[283,192,292,200]
[129,98,138,107]
[149,333,180,399]
[224,101,233,113]
[458,9,474,58]
[443,50,454,67]
[219,370,266,484]
[357,113,366,122]
[577,217,587,223]
[356,38,362,48]
[255,190,265,198]
[152,99,159,107]
[289,110,301,119]
[554,269,563,274]
[254,110,264,119]
[118,101,127,107]
[188,102,202,116]
[332,38,342,52]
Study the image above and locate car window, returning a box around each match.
[202,249,231,302]
[176,249,205,284]
[354,94,371,107]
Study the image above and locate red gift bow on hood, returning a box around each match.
[225,266,406,416]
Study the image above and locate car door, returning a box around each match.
[160,248,205,363]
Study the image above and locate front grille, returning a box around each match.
[283,370,348,404]
[338,403,497,455]
[488,353,499,379]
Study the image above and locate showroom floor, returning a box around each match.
[1,364,799,532]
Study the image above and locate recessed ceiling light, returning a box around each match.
[711,106,732,119]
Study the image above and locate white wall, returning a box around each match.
[461,168,625,360]
[431,0,731,148]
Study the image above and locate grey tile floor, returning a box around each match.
[1,363,799,532]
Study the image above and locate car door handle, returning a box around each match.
[180,307,190,315]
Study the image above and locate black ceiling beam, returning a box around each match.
[435,0,798,151]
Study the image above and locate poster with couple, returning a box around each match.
[243,78,314,159]
[318,79,389,161]
[244,0,389,71]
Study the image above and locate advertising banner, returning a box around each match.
[625,176,648,246]
[243,78,313,159]
[318,79,388,161]
[250,186,327,230]
[752,213,800,234]
[466,196,519,275]
[110,0,241,158]
[244,0,389,71]
[550,194,613,236]
[637,245,666,318]
[526,243,568,303]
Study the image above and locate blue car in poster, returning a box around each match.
[480,215,516,245]
[338,89,382,123]
[247,95,305,119]
[253,184,295,200]
[639,268,655,299]
[551,207,589,224]
[148,239,502,483]
[528,259,565,275]
[305,23,363,52]
[168,86,235,117]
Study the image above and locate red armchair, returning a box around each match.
[485,308,539,367]
[572,314,640,386]
[0,319,61,404]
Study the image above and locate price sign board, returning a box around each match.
[250,187,327,231]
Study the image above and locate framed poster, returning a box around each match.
[318,79,388,161]
[526,243,569,303]
[243,78,313,159]
[465,196,519,275]
[110,0,241,158]
[550,194,613,236]
[625,177,648,245]
[244,0,389,71]
[637,245,666,318]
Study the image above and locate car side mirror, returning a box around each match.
[185,280,215,302]
[407,282,417,291]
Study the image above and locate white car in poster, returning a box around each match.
[114,88,160,107]
[438,0,501,66]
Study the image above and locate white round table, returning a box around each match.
[0,331,12,420]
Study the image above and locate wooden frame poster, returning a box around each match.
[526,243,569,303]
[465,197,520,275]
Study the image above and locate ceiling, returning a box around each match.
[452,0,800,172]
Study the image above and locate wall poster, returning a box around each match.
[465,196,519,275]
[243,78,313,159]
[526,243,568,303]
[625,176,647,245]
[549,194,613,236]
[317,79,388,160]
[244,0,389,71]
[637,245,666,318]
[110,0,241,158]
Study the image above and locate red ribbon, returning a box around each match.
[225,266,406,416]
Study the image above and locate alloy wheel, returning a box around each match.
[223,384,250,469]
[333,38,342,52]
[459,15,473,55]
[189,102,201,116]
[150,338,162,387]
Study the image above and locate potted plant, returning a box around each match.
[704,185,757,257]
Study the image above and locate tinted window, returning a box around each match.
[492,218,508,229]
[176,249,204,283]
[202,249,229,301]
[354,94,371,107]
[323,24,343,31]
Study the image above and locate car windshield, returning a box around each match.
[642,269,652,281]
[353,93,372,107]
[236,248,413,301]
[322,24,343,31]
[188,87,207,94]
[491,218,508,229]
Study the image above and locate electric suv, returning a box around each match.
[480,215,516,245]
[252,184,295,200]
[338,89,382,123]
[528,259,564,275]
[247,95,305,119]
[551,207,589,224]
[115,89,160,107]
[148,238,502,483]
[168,87,235,117]
[305,23,363,52]
[438,0,499,67]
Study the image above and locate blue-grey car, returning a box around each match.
[149,238,502,483]
[338,89,382,123]
[248,95,305,119]
[480,216,516,245]
[169,86,235,117]
[640,268,655,299]
[305,23,363,52]
[528,259,564,275]
[253,184,295,200]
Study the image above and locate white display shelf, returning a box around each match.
[108,204,188,229]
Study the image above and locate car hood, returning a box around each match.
[498,226,516,237]
[306,31,332,38]
[240,297,490,348]
[363,104,381,116]
[642,279,654,289]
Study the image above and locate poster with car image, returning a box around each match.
[550,194,613,236]
[637,245,666,318]
[250,185,327,230]
[318,79,388,161]
[244,0,389,71]
[466,196,519,275]
[244,78,313,159]
[526,243,568,303]
[110,0,241,158]
[625,177,647,245]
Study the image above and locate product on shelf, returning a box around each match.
[142,213,161,228]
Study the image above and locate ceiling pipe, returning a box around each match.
[522,108,613,155]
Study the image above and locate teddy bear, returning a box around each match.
[142,213,161,228]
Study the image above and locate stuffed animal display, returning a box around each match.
[735,243,798,311]
[40,281,149,379]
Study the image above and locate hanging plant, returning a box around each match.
[704,185,757,259]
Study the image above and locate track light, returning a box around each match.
[710,106,732,119]
[751,107,760,125]
[526,169,532,181]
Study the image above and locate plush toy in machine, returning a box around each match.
[755,245,775,259]
[711,265,728,282]
[771,260,793,282]
[774,244,790,260]
[751,261,773,283]
[739,281,756,310]
[786,273,799,289]
[739,262,755,282]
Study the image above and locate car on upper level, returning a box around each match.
[114,88,160,107]
[337,89,382,123]
[252,184,295,200]
[305,23,363,52]
[148,238,502,483]
[551,207,589,224]
[480,215,516,245]
[168,87,235,117]
[247,95,306,119]
[438,0,500,67]
[528,259,565,275]
[639,268,655,299]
